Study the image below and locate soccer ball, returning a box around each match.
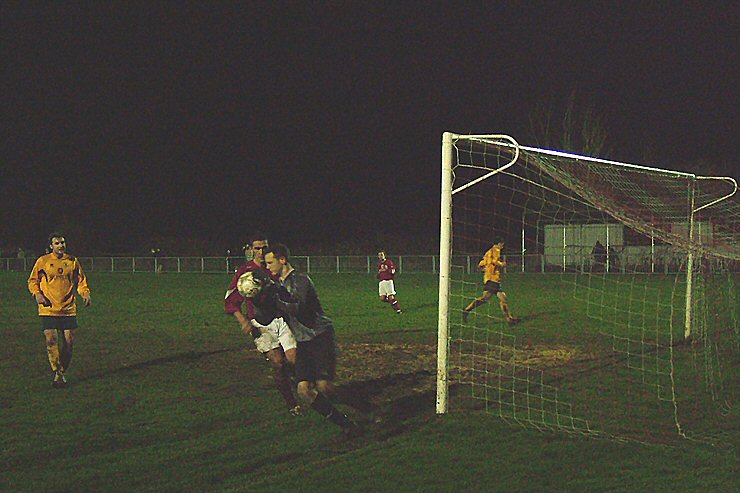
[237,271,263,298]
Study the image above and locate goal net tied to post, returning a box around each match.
[437,133,739,447]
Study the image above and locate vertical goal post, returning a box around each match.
[437,133,520,414]
[436,132,453,414]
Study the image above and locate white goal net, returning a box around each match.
[436,133,739,445]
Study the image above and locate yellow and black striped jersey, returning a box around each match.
[479,245,504,284]
[28,253,90,316]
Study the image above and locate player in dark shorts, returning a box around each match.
[265,243,376,438]
[28,233,91,387]
[463,242,517,324]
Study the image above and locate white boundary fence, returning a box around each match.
[2,252,720,274]
[2,255,442,274]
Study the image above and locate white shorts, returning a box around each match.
[254,317,297,353]
[378,279,396,297]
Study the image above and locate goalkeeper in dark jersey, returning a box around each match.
[265,243,380,439]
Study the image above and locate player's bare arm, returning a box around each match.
[232,311,252,337]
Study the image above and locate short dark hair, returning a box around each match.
[265,243,290,262]
[48,232,65,245]
[247,232,268,248]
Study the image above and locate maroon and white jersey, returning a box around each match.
[377,258,396,281]
[224,260,270,321]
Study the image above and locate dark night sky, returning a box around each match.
[2,2,738,254]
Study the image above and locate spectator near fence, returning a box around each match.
[591,241,606,272]
[608,245,620,272]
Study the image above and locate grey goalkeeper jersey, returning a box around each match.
[278,270,334,342]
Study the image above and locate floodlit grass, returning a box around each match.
[1,272,737,492]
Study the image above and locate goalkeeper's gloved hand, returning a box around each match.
[273,286,298,314]
[250,319,269,330]
[275,285,295,303]
[251,269,274,286]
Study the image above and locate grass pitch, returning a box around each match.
[0,272,737,492]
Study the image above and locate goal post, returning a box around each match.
[684,180,696,340]
[436,132,453,414]
[437,133,521,414]
[436,132,740,444]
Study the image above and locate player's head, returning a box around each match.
[377,250,386,261]
[264,243,290,276]
[48,232,66,257]
[494,241,504,250]
[247,232,269,263]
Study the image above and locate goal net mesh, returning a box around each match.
[444,135,739,446]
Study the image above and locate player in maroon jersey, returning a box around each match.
[377,251,402,314]
[224,233,300,416]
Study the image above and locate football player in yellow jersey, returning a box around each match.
[462,242,517,324]
[28,233,91,387]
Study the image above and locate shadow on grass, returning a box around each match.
[509,310,559,323]
[376,327,431,335]
[414,302,439,310]
[76,347,235,383]
[333,369,437,441]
